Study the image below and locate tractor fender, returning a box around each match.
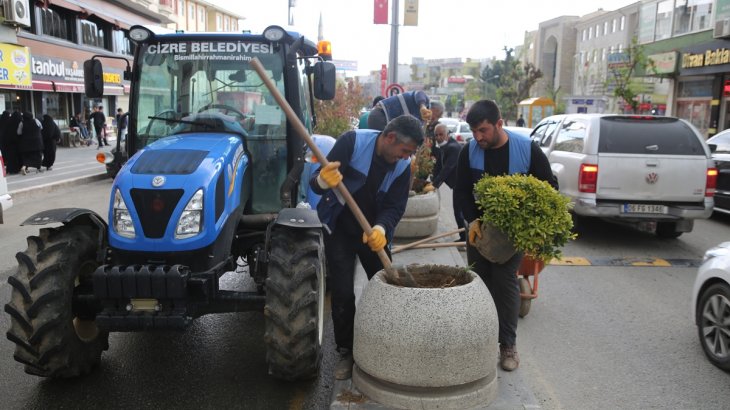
[21,208,108,261]
[273,207,324,230]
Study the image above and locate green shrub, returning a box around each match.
[474,174,575,262]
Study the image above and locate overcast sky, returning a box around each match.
[213,0,637,76]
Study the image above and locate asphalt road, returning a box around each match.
[0,179,337,410]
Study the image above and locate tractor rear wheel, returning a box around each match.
[4,224,108,378]
[264,227,325,380]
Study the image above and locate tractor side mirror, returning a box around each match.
[313,61,335,101]
[84,59,104,98]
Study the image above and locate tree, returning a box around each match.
[314,79,369,138]
[480,48,542,121]
[606,37,655,113]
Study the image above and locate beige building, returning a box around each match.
[165,0,243,32]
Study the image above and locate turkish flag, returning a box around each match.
[374,0,388,24]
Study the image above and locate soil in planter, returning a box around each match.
[384,264,472,288]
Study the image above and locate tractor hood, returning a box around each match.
[108,132,248,253]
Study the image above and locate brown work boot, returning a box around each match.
[500,345,520,371]
[335,349,354,380]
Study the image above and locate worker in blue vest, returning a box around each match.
[366,90,431,131]
[453,100,557,372]
[310,115,425,380]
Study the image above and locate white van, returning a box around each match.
[0,153,12,223]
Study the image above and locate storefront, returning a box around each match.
[0,42,33,113]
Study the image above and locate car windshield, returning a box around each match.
[134,40,286,149]
[708,132,730,153]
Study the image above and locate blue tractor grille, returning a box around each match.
[130,189,184,238]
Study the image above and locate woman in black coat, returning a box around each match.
[0,110,22,174]
[17,111,44,174]
[41,114,61,170]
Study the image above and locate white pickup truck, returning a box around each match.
[531,114,716,238]
[0,153,12,223]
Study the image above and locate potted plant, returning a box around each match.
[473,174,575,263]
[394,145,439,238]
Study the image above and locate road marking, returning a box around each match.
[549,257,702,267]
[550,257,592,266]
[8,166,104,187]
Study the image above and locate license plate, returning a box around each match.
[622,204,668,214]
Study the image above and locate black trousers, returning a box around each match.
[325,226,391,351]
[466,244,523,346]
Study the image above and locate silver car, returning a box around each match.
[692,242,730,371]
[0,152,12,223]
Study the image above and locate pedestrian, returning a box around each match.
[0,110,19,174]
[367,90,431,131]
[516,114,526,128]
[425,100,444,159]
[358,96,384,129]
[115,108,128,142]
[310,115,425,380]
[453,100,557,372]
[430,123,467,242]
[70,112,91,145]
[16,111,44,174]
[90,105,109,148]
[41,114,61,171]
[4,111,23,173]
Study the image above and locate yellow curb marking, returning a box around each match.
[630,258,671,267]
[549,257,592,266]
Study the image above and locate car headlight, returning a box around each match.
[175,189,203,239]
[113,189,135,238]
[702,241,730,263]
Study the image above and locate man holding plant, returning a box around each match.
[453,100,557,371]
[310,115,425,380]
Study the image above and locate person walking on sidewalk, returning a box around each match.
[90,106,109,148]
[16,111,44,174]
[40,114,61,171]
[116,108,128,142]
[310,115,424,380]
[453,100,557,372]
[431,123,467,242]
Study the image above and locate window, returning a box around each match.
[112,30,132,55]
[582,29,587,41]
[531,119,561,148]
[37,7,71,41]
[620,15,625,30]
[589,27,593,39]
[554,119,587,153]
[612,18,617,32]
[216,15,222,30]
[224,17,229,31]
[598,117,705,155]
[198,8,205,23]
[596,24,600,37]
[604,21,608,35]
[673,0,712,35]
[80,20,106,49]
[602,48,606,61]
[655,0,673,40]
[178,0,185,16]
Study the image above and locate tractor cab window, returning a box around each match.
[135,40,289,213]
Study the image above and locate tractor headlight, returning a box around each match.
[113,189,135,238]
[175,189,203,239]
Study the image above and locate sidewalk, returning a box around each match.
[330,186,541,409]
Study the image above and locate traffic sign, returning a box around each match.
[385,83,405,97]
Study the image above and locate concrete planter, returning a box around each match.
[353,265,499,409]
[393,190,439,239]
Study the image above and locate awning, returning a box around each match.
[45,0,85,14]
[31,80,85,93]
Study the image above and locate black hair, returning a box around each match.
[372,95,385,107]
[383,114,424,146]
[466,99,501,127]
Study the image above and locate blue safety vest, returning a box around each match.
[468,130,532,183]
[318,129,411,231]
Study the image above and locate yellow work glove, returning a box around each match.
[422,183,435,193]
[468,219,482,245]
[316,161,343,189]
[420,104,432,123]
[362,225,387,252]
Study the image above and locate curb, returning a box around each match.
[9,173,109,204]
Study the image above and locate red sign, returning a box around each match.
[374,0,388,24]
[385,83,405,97]
[380,64,387,96]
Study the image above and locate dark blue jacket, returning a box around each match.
[310,130,411,239]
[377,91,430,123]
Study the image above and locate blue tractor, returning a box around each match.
[5,25,338,380]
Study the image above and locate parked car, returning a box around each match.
[0,152,12,224]
[706,130,730,215]
[532,114,716,238]
[453,121,473,145]
[504,126,532,139]
[438,117,460,134]
[692,242,730,371]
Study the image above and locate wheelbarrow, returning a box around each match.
[517,255,545,318]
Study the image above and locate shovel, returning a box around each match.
[250,58,417,287]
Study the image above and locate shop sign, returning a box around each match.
[0,43,31,87]
[648,52,677,74]
[681,48,730,69]
[31,56,84,82]
[103,72,121,84]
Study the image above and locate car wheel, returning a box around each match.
[696,282,730,371]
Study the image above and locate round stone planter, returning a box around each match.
[353,265,499,409]
[393,190,439,239]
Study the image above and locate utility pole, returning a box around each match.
[388,0,399,85]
